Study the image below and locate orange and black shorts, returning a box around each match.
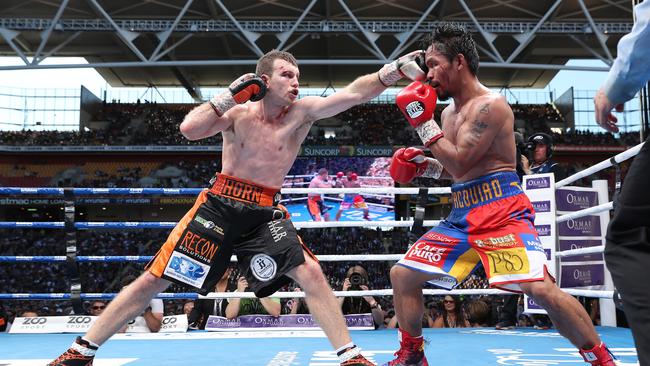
[146,173,316,298]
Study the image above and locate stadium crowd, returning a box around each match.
[1,220,612,333]
[0,103,642,147]
[4,226,557,332]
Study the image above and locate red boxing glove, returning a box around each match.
[396,81,443,146]
[209,73,267,116]
[390,147,443,184]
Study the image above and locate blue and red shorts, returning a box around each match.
[340,194,367,210]
[397,171,550,292]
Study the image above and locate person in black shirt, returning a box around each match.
[188,267,236,329]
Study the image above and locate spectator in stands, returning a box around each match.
[88,301,107,317]
[424,299,440,326]
[188,267,236,329]
[338,265,384,328]
[118,275,163,333]
[465,298,491,327]
[387,303,434,329]
[587,298,601,326]
[432,296,469,328]
[0,305,7,332]
[525,132,565,178]
[517,314,534,327]
[182,301,194,316]
[226,276,281,318]
[287,286,309,315]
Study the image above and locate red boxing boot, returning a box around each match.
[579,342,619,366]
[383,329,428,366]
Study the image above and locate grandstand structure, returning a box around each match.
[0,0,638,101]
[0,1,645,195]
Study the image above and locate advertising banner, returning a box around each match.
[205,314,374,331]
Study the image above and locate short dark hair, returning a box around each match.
[255,50,298,76]
[423,22,479,76]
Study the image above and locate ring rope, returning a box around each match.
[0,246,608,262]
[0,288,614,301]
[0,254,405,263]
[555,201,614,223]
[3,151,634,307]
[0,220,443,230]
[286,175,393,180]
[556,141,644,188]
[0,247,608,262]
[0,187,452,196]
[554,246,605,258]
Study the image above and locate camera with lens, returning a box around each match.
[517,141,535,154]
[348,272,367,290]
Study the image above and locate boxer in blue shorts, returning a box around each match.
[398,171,547,292]
[383,23,618,366]
[335,172,370,221]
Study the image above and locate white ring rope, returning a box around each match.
[556,202,614,223]
[8,149,636,303]
[281,187,451,194]
[193,288,614,299]
[286,175,393,180]
[556,141,644,188]
[315,254,402,261]
[294,220,441,229]
[555,246,605,258]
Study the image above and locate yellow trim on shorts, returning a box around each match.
[448,248,481,283]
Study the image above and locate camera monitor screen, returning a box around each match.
[282,157,395,222]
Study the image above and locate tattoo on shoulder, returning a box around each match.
[479,103,490,114]
[471,120,489,139]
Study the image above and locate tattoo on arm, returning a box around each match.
[479,103,490,114]
[471,120,489,139]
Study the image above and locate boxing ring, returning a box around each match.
[0,142,645,365]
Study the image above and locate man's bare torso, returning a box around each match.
[220,102,313,188]
[441,92,516,182]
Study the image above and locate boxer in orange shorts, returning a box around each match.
[50,45,432,365]
[307,168,333,221]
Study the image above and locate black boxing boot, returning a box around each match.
[48,336,97,366]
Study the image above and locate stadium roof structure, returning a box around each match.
[0,0,637,101]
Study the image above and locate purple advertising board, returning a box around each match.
[525,176,551,190]
[531,200,551,213]
[205,314,374,331]
[535,224,551,237]
[560,264,605,288]
[558,239,604,262]
[555,189,599,212]
[557,216,602,237]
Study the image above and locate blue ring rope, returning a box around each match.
[0,187,203,196]
[0,222,177,229]
[0,256,154,262]
[0,293,199,300]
